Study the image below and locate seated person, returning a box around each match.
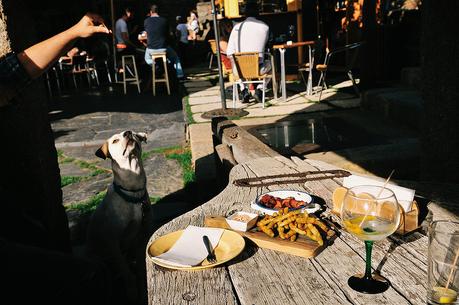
[142,4,185,79]
[218,19,233,72]
[226,0,271,103]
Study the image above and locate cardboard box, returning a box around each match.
[224,0,240,17]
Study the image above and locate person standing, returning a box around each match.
[143,4,185,79]
[0,14,113,304]
[187,9,199,41]
[226,0,271,103]
[176,15,189,66]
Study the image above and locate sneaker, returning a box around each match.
[240,88,251,103]
[253,89,263,103]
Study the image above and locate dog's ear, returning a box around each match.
[135,132,147,143]
[95,142,111,160]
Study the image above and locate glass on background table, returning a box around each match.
[341,185,401,294]
[428,220,459,305]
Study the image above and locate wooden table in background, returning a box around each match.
[145,154,437,305]
[273,41,315,101]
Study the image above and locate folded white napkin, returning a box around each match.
[343,174,415,212]
[153,226,224,268]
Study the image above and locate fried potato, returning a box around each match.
[256,210,332,246]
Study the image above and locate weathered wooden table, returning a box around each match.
[146,156,434,305]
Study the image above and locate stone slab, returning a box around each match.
[188,95,221,105]
[188,123,215,180]
[183,80,213,88]
[143,153,184,198]
[62,173,112,206]
[59,162,93,177]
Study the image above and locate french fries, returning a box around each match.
[256,208,332,245]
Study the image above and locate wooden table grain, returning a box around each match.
[146,156,432,305]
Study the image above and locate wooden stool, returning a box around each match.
[121,55,140,94]
[151,52,170,96]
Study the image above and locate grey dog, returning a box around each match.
[86,130,154,304]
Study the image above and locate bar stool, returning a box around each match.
[151,52,170,96]
[121,55,140,94]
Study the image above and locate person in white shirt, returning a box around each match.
[187,10,199,41]
[176,16,189,66]
[226,0,271,103]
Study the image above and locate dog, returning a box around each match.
[86,130,153,304]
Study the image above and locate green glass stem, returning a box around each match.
[364,240,374,280]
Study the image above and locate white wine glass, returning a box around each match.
[341,185,401,294]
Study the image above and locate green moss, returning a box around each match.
[166,149,195,186]
[66,191,106,214]
[184,96,196,124]
[61,176,83,187]
[149,196,161,204]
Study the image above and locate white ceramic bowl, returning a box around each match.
[226,211,258,232]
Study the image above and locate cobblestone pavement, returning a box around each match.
[49,83,189,242]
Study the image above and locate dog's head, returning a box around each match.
[95,131,147,161]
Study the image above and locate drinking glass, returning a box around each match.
[341,185,401,294]
[428,220,459,305]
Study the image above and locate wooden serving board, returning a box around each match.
[204,216,329,258]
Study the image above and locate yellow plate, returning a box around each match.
[147,229,245,271]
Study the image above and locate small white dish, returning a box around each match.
[226,212,258,232]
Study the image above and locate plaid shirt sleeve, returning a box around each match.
[0,52,31,107]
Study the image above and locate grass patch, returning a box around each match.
[66,191,106,214]
[150,196,161,204]
[142,146,195,186]
[184,96,196,124]
[141,145,182,161]
[58,152,110,187]
[61,176,84,187]
[166,148,195,186]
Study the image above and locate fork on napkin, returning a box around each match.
[152,225,224,267]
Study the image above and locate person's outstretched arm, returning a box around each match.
[17,13,110,79]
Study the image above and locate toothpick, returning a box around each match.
[376,169,395,199]
[444,247,459,292]
[358,169,395,228]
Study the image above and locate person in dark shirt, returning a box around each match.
[142,4,185,79]
[1,15,114,304]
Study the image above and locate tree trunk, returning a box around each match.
[420,0,459,183]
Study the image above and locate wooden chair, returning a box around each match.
[316,41,364,102]
[66,54,99,88]
[208,39,217,69]
[231,52,272,109]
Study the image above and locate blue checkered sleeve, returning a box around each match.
[0,52,31,106]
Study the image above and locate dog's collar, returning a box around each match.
[112,183,147,204]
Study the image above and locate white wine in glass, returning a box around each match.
[341,185,401,294]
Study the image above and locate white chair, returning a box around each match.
[151,52,171,96]
[231,52,273,109]
[121,55,140,94]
